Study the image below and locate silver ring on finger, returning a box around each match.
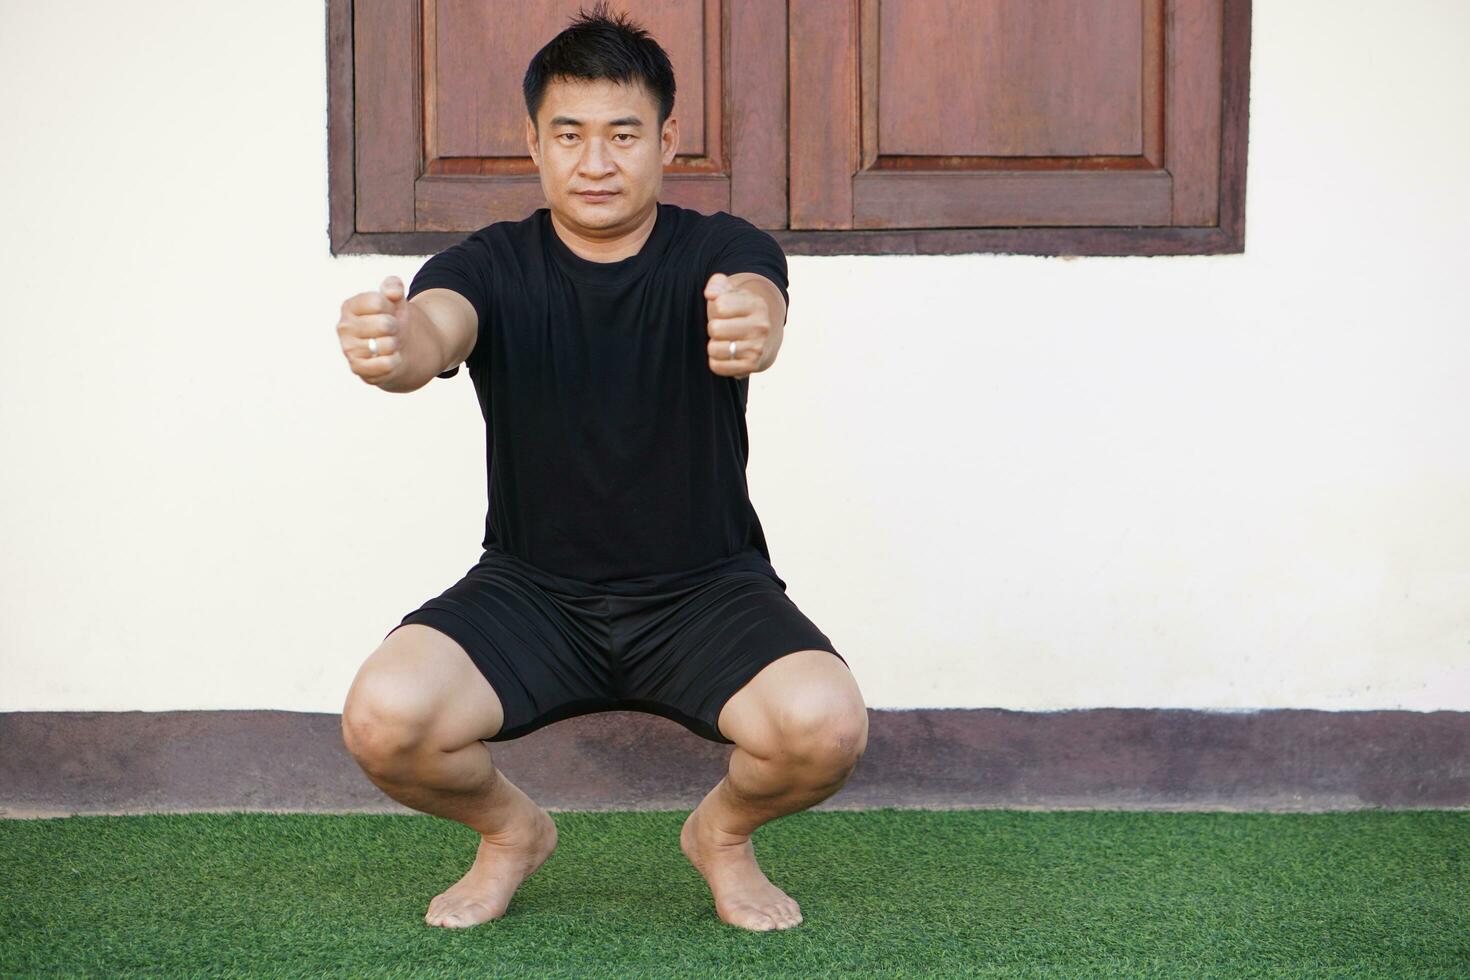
[368,336,379,356]
[728,340,737,359]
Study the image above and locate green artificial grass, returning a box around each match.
[2,809,1466,977]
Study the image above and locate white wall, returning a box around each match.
[2,1,1466,713]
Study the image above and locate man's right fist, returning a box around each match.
[338,276,410,385]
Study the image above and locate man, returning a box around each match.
[336,3,867,933]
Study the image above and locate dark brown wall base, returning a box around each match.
[2,708,1466,817]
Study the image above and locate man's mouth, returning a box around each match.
[577,191,617,202]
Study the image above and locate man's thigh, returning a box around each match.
[381,552,621,742]
[346,623,507,748]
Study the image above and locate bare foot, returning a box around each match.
[680,804,803,931]
[424,789,558,929]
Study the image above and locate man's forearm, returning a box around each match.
[756,313,784,372]
[725,273,786,372]
[378,301,450,393]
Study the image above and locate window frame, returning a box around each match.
[328,0,1250,258]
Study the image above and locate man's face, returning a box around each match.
[526,76,678,234]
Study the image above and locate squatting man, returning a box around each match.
[333,4,868,933]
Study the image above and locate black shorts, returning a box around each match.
[384,546,846,744]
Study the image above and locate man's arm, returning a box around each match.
[413,288,478,378]
[726,272,786,372]
[380,289,478,393]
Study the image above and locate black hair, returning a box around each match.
[522,1,677,135]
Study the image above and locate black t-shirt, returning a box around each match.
[406,201,793,588]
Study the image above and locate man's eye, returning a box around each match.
[557,134,633,143]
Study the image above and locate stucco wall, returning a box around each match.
[1,1,1466,712]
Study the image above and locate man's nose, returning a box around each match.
[578,141,615,175]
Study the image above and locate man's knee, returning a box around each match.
[777,695,869,778]
[341,647,442,781]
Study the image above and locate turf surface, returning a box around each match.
[3,809,1466,977]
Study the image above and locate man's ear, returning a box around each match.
[661,116,680,165]
[525,117,539,166]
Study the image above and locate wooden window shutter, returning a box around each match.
[790,0,1250,254]
[330,0,786,254]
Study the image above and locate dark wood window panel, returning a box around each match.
[329,0,1250,258]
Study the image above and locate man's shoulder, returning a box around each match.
[437,210,547,280]
[463,208,542,247]
[669,202,748,233]
[663,202,765,257]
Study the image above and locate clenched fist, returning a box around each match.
[704,272,771,378]
[338,276,410,386]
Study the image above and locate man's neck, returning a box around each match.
[550,204,658,263]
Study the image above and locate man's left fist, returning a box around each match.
[704,272,770,378]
